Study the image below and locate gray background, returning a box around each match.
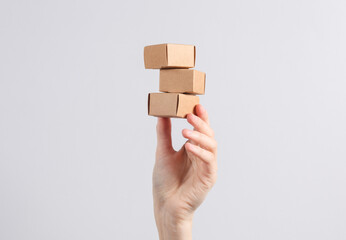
[1,0,346,239]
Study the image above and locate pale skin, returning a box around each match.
[153,104,218,240]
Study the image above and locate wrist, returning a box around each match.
[154,206,193,240]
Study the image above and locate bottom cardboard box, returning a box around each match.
[148,93,199,118]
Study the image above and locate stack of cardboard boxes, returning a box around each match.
[144,43,206,118]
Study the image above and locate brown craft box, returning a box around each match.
[144,44,195,69]
[160,69,206,95]
[148,93,199,118]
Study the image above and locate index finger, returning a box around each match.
[186,113,214,138]
[195,104,210,125]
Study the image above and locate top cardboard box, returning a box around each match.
[144,44,196,69]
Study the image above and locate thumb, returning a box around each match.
[156,117,173,155]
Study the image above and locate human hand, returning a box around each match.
[153,104,218,240]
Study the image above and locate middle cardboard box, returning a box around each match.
[160,69,206,95]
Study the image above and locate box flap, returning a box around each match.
[165,44,168,65]
[166,44,195,68]
[176,94,200,118]
[176,94,180,115]
[193,70,206,95]
[194,46,196,66]
[144,44,168,69]
[147,93,151,115]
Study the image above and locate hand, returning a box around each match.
[153,104,218,240]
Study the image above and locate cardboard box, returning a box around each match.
[144,44,195,69]
[148,93,199,118]
[160,69,206,94]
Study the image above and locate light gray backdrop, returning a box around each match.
[1,0,346,239]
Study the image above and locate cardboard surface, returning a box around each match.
[159,69,206,94]
[144,44,195,69]
[148,93,199,118]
